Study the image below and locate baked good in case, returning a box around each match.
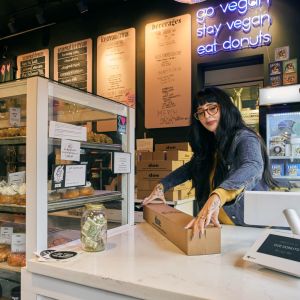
[7,252,26,267]
[79,186,94,196]
[48,191,61,201]
[62,188,80,199]
[79,182,94,196]
[0,245,10,262]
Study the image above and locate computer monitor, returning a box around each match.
[244,191,300,227]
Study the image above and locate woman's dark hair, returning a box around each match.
[189,87,278,208]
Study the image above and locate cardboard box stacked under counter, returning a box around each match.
[136,142,195,201]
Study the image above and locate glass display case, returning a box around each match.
[0,77,134,295]
[259,84,300,186]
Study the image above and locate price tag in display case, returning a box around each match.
[0,227,13,244]
[9,107,21,126]
[11,233,26,253]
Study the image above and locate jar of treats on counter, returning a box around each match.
[80,204,107,252]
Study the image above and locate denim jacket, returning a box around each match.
[160,129,269,225]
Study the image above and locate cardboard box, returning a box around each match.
[143,204,221,255]
[136,151,153,161]
[152,151,166,160]
[137,189,179,201]
[167,150,193,161]
[155,142,192,152]
[138,170,171,181]
[137,160,183,171]
[137,179,192,191]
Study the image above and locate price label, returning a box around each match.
[9,107,21,126]
[0,227,13,244]
[11,233,26,253]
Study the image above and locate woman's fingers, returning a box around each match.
[185,218,195,229]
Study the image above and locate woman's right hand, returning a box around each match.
[142,183,166,206]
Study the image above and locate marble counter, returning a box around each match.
[26,224,300,300]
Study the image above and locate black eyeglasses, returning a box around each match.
[193,104,219,120]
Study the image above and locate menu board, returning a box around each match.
[16,49,49,79]
[145,15,191,128]
[54,38,92,92]
[97,28,136,107]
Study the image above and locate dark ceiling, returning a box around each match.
[0,0,134,39]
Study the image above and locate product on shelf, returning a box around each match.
[62,188,80,199]
[0,185,18,204]
[79,181,94,196]
[48,191,61,201]
[0,245,10,262]
[16,183,26,205]
[7,252,26,267]
[0,127,26,138]
[87,132,113,144]
[0,182,26,205]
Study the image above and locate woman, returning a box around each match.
[142,87,281,237]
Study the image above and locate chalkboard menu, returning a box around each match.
[145,15,191,129]
[54,39,92,92]
[97,28,136,108]
[16,49,49,79]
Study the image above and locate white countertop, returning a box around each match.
[27,224,300,300]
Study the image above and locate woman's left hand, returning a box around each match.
[185,193,221,238]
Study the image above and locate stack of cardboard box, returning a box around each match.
[136,142,195,201]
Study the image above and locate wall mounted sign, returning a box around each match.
[54,38,92,92]
[16,49,49,78]
[275,46,289,61]
[145,14,191,128]
[196,0,272,56]
[97,28,136,108]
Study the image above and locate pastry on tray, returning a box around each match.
[62,188,80,199]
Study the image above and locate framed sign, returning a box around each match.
[113,152,131,174]
[17,49,49,79]
[54,38,92,92]
[97,28,136,107]
[51,164,86,189]
[275,46,289,61]
[145,15,191,128]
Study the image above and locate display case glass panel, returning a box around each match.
[266,111,300,181]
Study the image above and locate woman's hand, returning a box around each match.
[142,183,166,206]
[185,193,221,237]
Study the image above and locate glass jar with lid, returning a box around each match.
[80,203,107,252]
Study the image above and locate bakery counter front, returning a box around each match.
[22,224,300,300]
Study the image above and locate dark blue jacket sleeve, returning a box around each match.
[160,160,193,191]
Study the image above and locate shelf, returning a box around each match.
[269,156,300,160]
[48,190,123,212]
[0,204,26,214]
[0,261,21,273]
[0,137,26,145]
[274,176,300,179]
[49,138,122,151]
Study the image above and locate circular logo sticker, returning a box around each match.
[40,249,56,257]
[50,251,77,260]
